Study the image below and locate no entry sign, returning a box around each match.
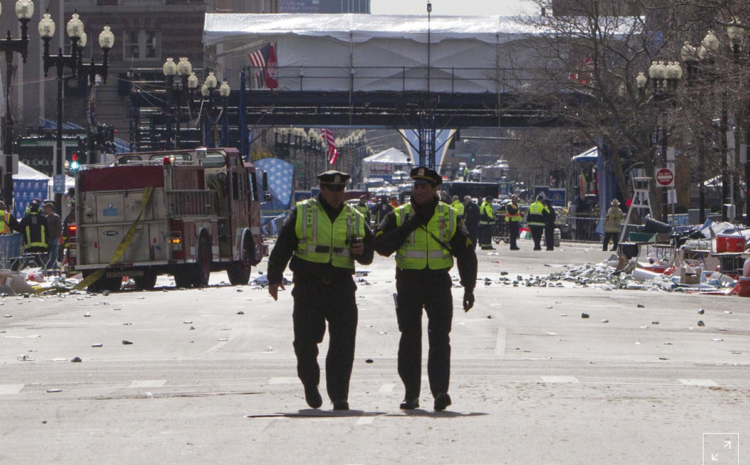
[655,168,674,188]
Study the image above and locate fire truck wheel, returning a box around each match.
[173,270,192,289]
[193,235,212,287]
[89,276,121,293]
[227,236,252,286]
[134,272,157,290]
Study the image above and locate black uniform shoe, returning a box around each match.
[332,400,349,411]
[510,247,520,251]
[433,393,452,411]
[399,398,420,410]
[304,386,323,409]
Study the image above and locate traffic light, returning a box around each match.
[69,153,80,174]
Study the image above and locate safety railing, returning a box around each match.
[0,233,23,269]
[564,216,602,243]
[167,191,218,217]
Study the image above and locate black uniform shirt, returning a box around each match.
[373,196,477,290]
[463,201,480,229]
[267,194,375,286]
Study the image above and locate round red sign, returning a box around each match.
[656,168,674,186]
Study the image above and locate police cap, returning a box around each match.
[410,166,442,186]
[317,170,350,186]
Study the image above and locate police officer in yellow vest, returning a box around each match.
[373,166,477,411]
[267,170,374,411]
[479,196,495,250]
[505,194,522,251]
[19,200,49,254]
[527,193,550,251]
[0,200,20,235]
[354,195,371,225]
[450,195,464,218]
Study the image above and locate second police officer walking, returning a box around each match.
[267,171,374,411]
[373,167,477,411]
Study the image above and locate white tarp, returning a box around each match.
[206,14,639,93]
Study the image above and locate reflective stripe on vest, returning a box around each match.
[23,212,47,250]
[479,202,494,225]
[527,201,546,226]
[294,198,365,269]
[505,203,522,222]
[394,202,456,270]
[355,204,369,218]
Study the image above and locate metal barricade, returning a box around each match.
[0,233,23,269]
[565,216,602,243]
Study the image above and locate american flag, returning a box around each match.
[247,44,278,89]
[321,128,338,165]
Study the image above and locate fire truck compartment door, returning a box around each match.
[97,225,151,264]
[95,194,126,224]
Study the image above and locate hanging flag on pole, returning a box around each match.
[265,44,278,89]
[321,128,338,165]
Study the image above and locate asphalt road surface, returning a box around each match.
[1,240,747,464]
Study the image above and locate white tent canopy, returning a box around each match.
[362,147,412,178]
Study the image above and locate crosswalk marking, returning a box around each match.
[268,377,299,385]
[0,384,24,395]
[379,383,395,393]
[128,380,167,388]
[541,376,580,383]
[679,379,719,387]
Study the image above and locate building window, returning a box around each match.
[97,0,119,5]
[124,30,161,61]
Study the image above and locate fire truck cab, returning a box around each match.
[70,147,266,292]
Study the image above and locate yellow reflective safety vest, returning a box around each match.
[479,201,494,226]
[0,211,11,234]
[505,202,522,222]
[294,198,365,269]
[527,201,548,227]
[354,203,369,218]
[451,200,465,216]
[394,202,457,270]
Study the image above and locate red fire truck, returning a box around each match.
[68,147,267,292]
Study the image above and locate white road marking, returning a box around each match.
[128,380,167,388]
[355,417,374,426]
[379,383,395,393]
[679,379,719,387]
[268,377,299,385]
[0,384,24,394]
[541,376,580,383]
[494,327,507,356]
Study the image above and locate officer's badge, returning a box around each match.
[418,168,425,176]
[334,175,341,183]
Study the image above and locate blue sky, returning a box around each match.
[370,0,538,16]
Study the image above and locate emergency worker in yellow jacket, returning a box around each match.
[354,195,371,225]
[478,196,495,250]
[450,195,465,218]
[505,194,522,251]
[373,166,477,412]
[268,171,374,411]
[527,194,550,251]
[0,200,20,235]
[19,200,49,253]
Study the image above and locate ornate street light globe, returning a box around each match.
[635,71,647,89]
[680,42,698,63]
[177,57,192,76]
[726,20,744,42]
[79,30,87,48]
[38,12,55,38]
[163,58,177,76]
[66,12,83,39]
[219,81,231,98]
[648,61,658,79]
[204,71,218,89]
[702,30,720,55]
[201,84,210,97]
[15,0,34,20]
[99,25,114,50]
[187,72,199,90]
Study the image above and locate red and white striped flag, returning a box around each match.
[321,128,338,165]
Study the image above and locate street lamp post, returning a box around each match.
[163,57,198,149]
[198,71,230,148]
[39,11,114,214]
[727,20,750,225]
[426,1,431,93]
[681,41,704,223]
[1,0,34,208]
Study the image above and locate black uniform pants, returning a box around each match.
[479,224,493,249]
[602,232,619,251]
[530,226,544,250]
[292,279,358,402]
[545,224,555,250]
[508,221,520,249]
[395,270,453,400]
[467,226,478,250]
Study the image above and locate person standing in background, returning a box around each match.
[603,199,623,251]
[43,201,62,269]
[544,199,556,251]
[505,194,522,251]
[462,196,479,249]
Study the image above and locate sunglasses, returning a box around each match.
[322,184,345,192]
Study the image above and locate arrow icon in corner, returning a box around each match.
[724,440,732,449]
[712,453,719,461]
